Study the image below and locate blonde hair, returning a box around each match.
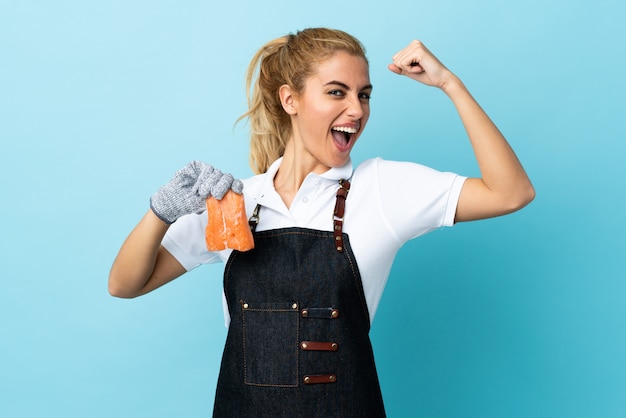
[238,28,368,174]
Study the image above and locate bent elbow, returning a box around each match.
[510,182,536,212]
[525,184,536,205]
[108,283,131,299]
[521,182,536,207]
[108,273,139,299]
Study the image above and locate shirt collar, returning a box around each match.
[254,157,354,207]
[319,158,354,181]
[263,157,353,183]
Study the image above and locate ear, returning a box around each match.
[279,84,298,115]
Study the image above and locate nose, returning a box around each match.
[346,94,365,120]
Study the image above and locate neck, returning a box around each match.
[273,140,328,209]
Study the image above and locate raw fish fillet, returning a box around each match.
[205,191,254,252]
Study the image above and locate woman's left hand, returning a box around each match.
[388,40,454,89]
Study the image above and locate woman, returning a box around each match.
[109,28,534,417]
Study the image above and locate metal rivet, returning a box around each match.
[301,342,308,349]
[334,225,341,230]
[243,303,249,309]
[331,343,338,351]
[336,246,342,251]
[329,375,336,382]
[331,309,339,318]
[335,236,341,241]
[301,309,309,317]
[304,376,310,384]
[292,303,298,310]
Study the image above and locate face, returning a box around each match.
[283,51,372,172]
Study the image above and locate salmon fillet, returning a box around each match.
[205,191,254,252]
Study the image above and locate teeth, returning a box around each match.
[332,126,357,134]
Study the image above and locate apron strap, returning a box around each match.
[248,203,261,233]
[333,179,351,253]
[248,178,351,253]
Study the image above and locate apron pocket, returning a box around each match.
[241,301,300,387]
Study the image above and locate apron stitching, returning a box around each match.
[342,238,371,327]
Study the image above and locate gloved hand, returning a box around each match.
[150,161,244,224]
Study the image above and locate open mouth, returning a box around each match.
[331,126,358,150]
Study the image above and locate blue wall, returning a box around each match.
[1,1,624,417]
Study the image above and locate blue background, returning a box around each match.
[1,1,624,417]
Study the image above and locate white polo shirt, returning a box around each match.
[162,157,466,326]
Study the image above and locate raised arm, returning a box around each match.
[389,40,535,222]
[108,161,243,298]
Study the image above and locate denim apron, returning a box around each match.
[213,180,386,417]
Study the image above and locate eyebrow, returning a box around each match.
[324,80,373,91]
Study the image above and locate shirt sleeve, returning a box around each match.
[161,212,226,271]
[375,159,466,243]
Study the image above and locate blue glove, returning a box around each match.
[150,161,243,224]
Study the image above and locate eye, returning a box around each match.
[328,90,345,97]
[359,91,372,101]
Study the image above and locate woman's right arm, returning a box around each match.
[108,161,244,298]
[108,210,186,298]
